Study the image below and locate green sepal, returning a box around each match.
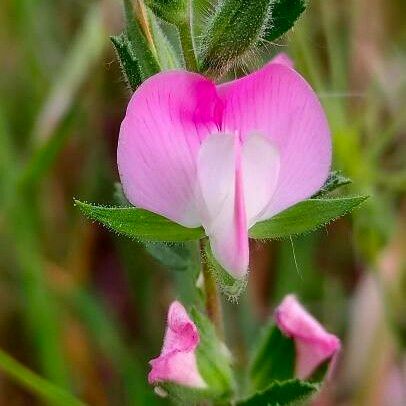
[249,196,368,240]
[110,33,142,91]
[313,170,352,197]
[155,383,216,405]
[74,200,205,242]
[204,241,247,300]
[145,0,187,25]
[237,379,319,406]
[263,0,306,43]
[250,323,295,391]
[123,0,160,79]
[191,308,235,399]
[199,0,272,75]
[148,10,182,70]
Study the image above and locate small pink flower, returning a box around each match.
[275,295,341,379]
[148,301,206,388]
[118,55,331,277]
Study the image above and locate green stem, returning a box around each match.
[200,240,224,338]
[178,19,198,71]
[0,348,86,406]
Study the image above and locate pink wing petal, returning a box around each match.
[218,62,331,221]
[242,133,280,227]
[148,301,206,388]
[275,295,341,379]
[197,133,249,278]
[118,71,222,227]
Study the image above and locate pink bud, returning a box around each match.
[275,295,341,379]
[148,301,206,388]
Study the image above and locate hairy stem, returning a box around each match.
[200,240,224,338]
[178,14,198,71]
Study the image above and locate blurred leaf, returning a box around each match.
[66,289,159,405]
[123,0,160,79]
[33,3,106,145]
[0,105,16,207]
[237,379,318,405]
[143,242,196,271]
[263,0,306,43]
[199,0,272,75]
[9,204,71,388]
[204,241,247,299]
[19,109,78,189]
[111,33,143,90]
[75,200,205,241]
[0,349,85,406]
[250,324,295,391]
[313,170,352,197]
[249,196,368,239]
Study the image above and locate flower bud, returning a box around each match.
[149,301,234,401]
[275,295,341,379]
[199,0,272,75]
[148,301,206,388]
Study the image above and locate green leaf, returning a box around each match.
[249,196,368,239]
[123,0,160,79]
[111,33,142,90]
[263,0,306,43]
[250,324,295,391]
[74,200,205,242]
[204,241,247,300]
[199,0,272,75]
[237,379,318,406]
[313,170,352,197]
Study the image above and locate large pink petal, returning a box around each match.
[197,133,249,278]
[218,62,331,221]
[275,295,341,379]
[148,301,206,388]
[118,71,222,227]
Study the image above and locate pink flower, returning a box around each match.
[148,301,206,388]
[118,55,331,278]
[275,295,341,379]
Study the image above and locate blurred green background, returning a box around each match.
[0,0,405,405]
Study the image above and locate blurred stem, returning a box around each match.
[177,15,198,71]
[0,348,85,406]
[200,240,224,338]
